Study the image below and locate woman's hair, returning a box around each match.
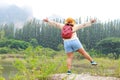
[65,17,75,25]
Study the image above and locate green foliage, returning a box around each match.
[1,18,120,51]
[4,24,14,39]
[57,43,64,51]
[29,38,39,47]
[0,65,5,80]
[89,49,101,57]
[10,47,67,80]
[0,39,30,50]
[73,58,120,78]
[114,59,120,77]
[96,37,120,59]
[44,48,58,57]
[0,47,11,54]
[1,49,120,79]
[0,77,5,80]
[0,30,5,40]
[9,40,30,50]
[1,17,120,79]
[24,46,58,58]
[0,65,3,74]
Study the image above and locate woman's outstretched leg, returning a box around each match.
[77,48,97,65]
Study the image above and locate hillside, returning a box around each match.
[0,5,33,24]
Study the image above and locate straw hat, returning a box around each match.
[65,17,75,25]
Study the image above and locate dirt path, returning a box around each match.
[51,73,120,80]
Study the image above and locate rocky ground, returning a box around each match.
[51,73,120,80]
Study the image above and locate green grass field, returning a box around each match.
[72,58,120,77]
[0,51,120,80]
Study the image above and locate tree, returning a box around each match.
[30,38,38,47]
[0,30,5,40]
[3,23,14,39]
[96,37,120,59]
[2,17,119,51]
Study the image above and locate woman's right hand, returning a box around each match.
[90,19,96,23]
[43,18,49,22]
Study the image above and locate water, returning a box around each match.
[1,61,17,80]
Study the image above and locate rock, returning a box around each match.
[51,73,120,80]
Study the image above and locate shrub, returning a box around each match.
[96,37,120,59]
[0,39,30,50]
[0,47,11,54]
[0,65,5,80]
[29,38,39,48]
[9,40,30,50]
[10,46,67,80]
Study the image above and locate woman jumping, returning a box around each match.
[43,17,97,75]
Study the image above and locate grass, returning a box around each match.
[0,52,120,79]
[72,57,120,78]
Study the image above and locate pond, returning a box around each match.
[0,61,17,80]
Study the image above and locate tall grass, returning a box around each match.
[0,64,5,80]
[9,46,67,80]
[72,57,120,78]
[0,46,120,79]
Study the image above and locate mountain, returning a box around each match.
[0,5,33,24]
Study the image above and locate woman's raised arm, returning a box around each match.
[43,18,64,29]
[73,19,96,32]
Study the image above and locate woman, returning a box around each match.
[43,17,97,75]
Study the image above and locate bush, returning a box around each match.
[0,77,5,80]
[0,47,11,54]
[0,65,5,80]
[9,40,30,50]
[11,49,67,80]
[96,37,120,59]
[29,38,39,48]
[0,39,30,50]
[0,44,67,79]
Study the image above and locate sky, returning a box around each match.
[0,0,120,21]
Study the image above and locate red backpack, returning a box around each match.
[61,25,73,39]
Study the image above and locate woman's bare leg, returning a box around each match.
[67,52,74,71]
[77,48,93,62]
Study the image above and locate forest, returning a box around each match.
[0,17,120,58]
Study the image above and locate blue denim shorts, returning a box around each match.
[63,38,83,53]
